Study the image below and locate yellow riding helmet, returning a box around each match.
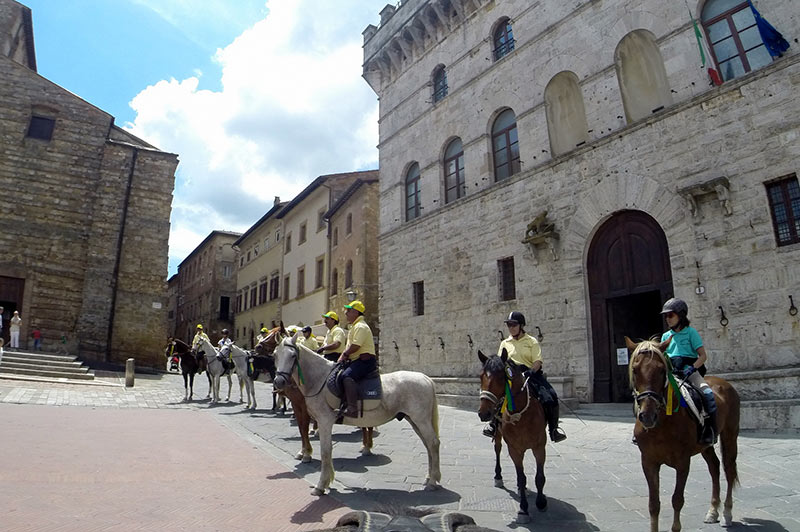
[196,324,203,330]
[344,300,365,313]
[260,327,268,333]
[322,311,339,322]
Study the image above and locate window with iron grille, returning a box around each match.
[702,0,773,83]
[493,19,515,61]
[315,257,324,289]
[412,281,425,316]
[444,138,465,203]
[27,115,55,141]
[492,109,520,181]
[498,257,516,301]
[406,163,421,221]
[433,67,448,103]
[766,174,800,246]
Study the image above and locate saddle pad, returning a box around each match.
[326,367,383,400]
[678,381,705,426]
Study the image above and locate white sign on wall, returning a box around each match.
[152,302,162,309]
[616,347,629,365]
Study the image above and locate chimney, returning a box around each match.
[274,196,280,206]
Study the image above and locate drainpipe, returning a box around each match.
[106,147,139,362]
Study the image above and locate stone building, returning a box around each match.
[0,0,178,367]
[326,175,381,348]
[233,198,286,348]
[277,171,375,332]
[172,231,239,345]
[363,0,799,427]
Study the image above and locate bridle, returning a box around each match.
[480,360,532,424]
[631,346,669,414]
[274,342,328,398]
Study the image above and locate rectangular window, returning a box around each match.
[254,244,259,256]
[242,288,249,310]
[270,276,280,300]
[250,287,257,307]
[259,281,268,304]
[299,222,307,244]
[297,267,305,296]
[315,257,324,289]
[766,174,800,246]
[283,275,290,302]
[222,264,232,278]
[333,227,339,247]
[285,233,292,253]
[412,281,425,316]
[498,257,516,301]
[331,268,338,295]
[318,209,326,232]
[27,115,55,141]
[219,296,230,320]
[346,213,353,235]
[236,294,242,313]
[247,250,251,261]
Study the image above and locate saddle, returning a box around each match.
[325,365,382,416]
[674,373,708,438]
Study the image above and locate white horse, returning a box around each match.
[219,343,259,410]
[194,338,244,404]
[272,335,441,495]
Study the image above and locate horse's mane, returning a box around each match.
[483,354,506,375]
[174,339,190,349]
[628,339,670,389]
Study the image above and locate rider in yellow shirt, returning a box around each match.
[191,324,210,350]
[317,311,346,362]
[337,301,377,417]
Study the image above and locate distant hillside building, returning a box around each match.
[363,0,799,428]
[0,0,178,367]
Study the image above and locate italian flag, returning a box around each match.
[691,10,723,86]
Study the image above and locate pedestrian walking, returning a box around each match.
[9,310,21,349]
[31,328,42,350]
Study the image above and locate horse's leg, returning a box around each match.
[188,372,195,400]
[206,372,212,399]
[183,372,189,401]
[313,418,335,495]
[720,420,739,527]
[225,373,232,401]
[531,443,547,511]
[248,377,257,410]
[289,389,312,462]
[359,427,373,456]
[508,446,529,523]
[671,460,690,532]
[701,446,721,524]
[493,429,503,488]
[405,416,441,490]
[642,458,661,532]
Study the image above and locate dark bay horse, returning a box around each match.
[478,349,548,524]
[626,337,740,532]
[165,338,210,401]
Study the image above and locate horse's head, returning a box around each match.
[272,335,299,391]
[164,338,176,358]
[218,343,232,359]
[255,326,283,356]
[626,336,672,429]
[477,348,513,422]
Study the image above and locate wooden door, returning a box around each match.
[587,211,672,402]
[0,275,25,343]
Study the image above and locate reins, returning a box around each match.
[277,343,329,398]
[631,345,680,416]
[481,362,532,425]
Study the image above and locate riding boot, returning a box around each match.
[340,377,359,418]
[701,387,718,445]
[544,402,567,443]
[482,417,499,438]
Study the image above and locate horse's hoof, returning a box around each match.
[301,455,312,463]
[722,511,732,527]
[295,451,304,460]
[494,479,504,488]
[311,487,325,496]
[360,446,372,456]
[536,495,548,511]
[704,510,719,524]
[516,513,530,524]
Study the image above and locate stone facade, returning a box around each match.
[326,176,381,348]
[363,0,800,426]
[172,231,239,345]
[0,0,178,367]
[233,199,285,348]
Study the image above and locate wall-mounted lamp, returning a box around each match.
[718,306,729,327]
[467,334,473,350]
[438,336,445,349]
[790,295,798,316]
[345,289,358,302]
[535,326,544,342]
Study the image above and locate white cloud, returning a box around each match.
[126,0,380,274]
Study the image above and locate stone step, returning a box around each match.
[714,366,800,401]
[0,365,95,380]
[0,349,94,381]
[1,355,85,370]
[0,350,79,364]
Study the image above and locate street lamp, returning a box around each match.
[345,288,358,302]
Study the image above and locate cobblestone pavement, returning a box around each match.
[1,371,798,532]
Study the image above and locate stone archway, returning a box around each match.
[587,210,673,402]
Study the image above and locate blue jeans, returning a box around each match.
[341,356,377,381]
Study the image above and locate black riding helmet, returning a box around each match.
[504,311,526,326]
[660,298,688,317]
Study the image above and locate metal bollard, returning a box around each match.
[125,358,135,387]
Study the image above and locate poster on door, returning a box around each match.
[616,347,629,365]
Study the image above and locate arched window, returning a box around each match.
[493,19,515,61]
[405,163,421,221]
[702,0,774,82]
[492,109,520,181]
[432,66,448,103]
[614,30,673,123]
[544,71,589,156]
[344,260,353,288]
[444,138,465,203]
[331,268,338,295]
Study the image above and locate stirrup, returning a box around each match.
[482,424,497,438]
[550,427,567,443]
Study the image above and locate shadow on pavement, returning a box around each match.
[734,517,793,530]
[289,496,345,526]
[332,454,392,471]
[334,486,462,509]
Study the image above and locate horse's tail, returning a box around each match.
[720,379,741,489]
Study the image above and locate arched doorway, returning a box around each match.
[588,210,673,402]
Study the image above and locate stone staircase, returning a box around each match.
[0,350,95,381]
[432,375,579,411]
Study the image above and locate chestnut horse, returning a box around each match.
[164,338,210,401]
[626,337,740,532]
[477,349,548,524]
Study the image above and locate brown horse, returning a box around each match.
[478,349,548,524]
[626,337,740,532]
[165,338,210,401]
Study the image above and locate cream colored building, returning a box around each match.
[363,0,799,428]
[233,198,285,348]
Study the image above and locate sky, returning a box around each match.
[23,0,381,276]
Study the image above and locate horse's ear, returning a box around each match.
[280,321,287,336]
[478,350,487,364]
[625,336,638,352]
[500,348,509,362]
[658,336,672,353]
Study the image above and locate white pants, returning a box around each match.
[10,331,20,348]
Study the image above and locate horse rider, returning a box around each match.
[216,329,234,369]
[337,300,377,418]
[483,311,567,443]
[660,297,718,445]
[191,324,210,350]
[317,311,346,362]
[256,327,270,345]
[298,326,319,351]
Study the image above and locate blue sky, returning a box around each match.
[23,0,380,275]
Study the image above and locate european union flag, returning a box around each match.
[749,0,790,58]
